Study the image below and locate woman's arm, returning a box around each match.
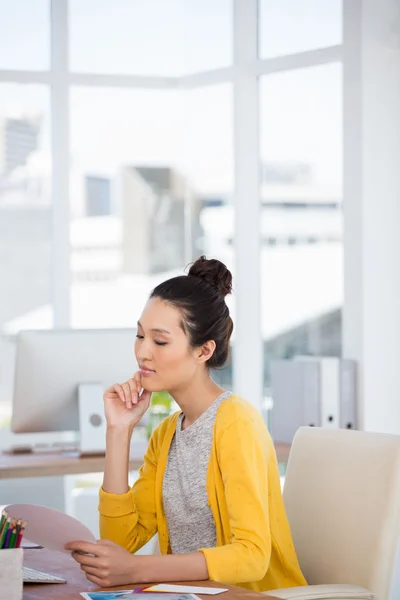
[138,551,209,583]
[99,427,159,553]
[99,375,157,553]
[102,425,132,494]
[102,374,150,495]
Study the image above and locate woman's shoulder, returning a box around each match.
[216,394,266,429]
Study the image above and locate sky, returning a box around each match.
[0,0,343,193]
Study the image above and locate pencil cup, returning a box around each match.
[0,548,23,600]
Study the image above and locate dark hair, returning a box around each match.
[150,256,233,369]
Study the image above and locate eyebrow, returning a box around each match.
[137,321,171,335]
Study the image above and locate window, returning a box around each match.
[69,83,233,358]
[0,1,344,423]
[70,0,233,76]
[0,84,51,417]
[0,0,50,70]
[259,0,342,58]
[260,64,343,390]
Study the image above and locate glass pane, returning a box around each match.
[0,84,51,420]
[259,0,342,59]
[182,84,234,389]
[260,64,343,395]
[0,0,50,70]
[70,83,233,390]
[70,0,232,76]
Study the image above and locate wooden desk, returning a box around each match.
[274,443,291,465]
[0,452,143,480]
[0,443,291,480]
[23,548,280,600]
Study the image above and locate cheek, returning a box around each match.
[156,346,193,373]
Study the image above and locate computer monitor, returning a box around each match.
[12,328,138,435]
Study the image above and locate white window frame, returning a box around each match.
[0,0,344,411]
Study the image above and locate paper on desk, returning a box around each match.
[5,503,96,553]
[144,585,228,595]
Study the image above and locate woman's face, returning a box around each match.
[134,297,200,393]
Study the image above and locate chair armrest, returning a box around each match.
[266,583,375,600]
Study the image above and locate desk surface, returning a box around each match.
[0,452,143,480]
[0,443,291,480]
[23,548,280,600]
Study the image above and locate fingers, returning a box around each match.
[65,541,101,555]
[128,378,138,407]
[85,572,108,586]
[71,551,99,567]
[80,564,104,575]
[112,383,126,406]
[133,372,143,397]
[96,539,116,547]
[134,372,153,403]
[121,381,133,409]
[111,376,142,408]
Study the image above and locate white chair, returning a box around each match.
[271,426,400,600]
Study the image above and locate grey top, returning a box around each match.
[162,390,232,554]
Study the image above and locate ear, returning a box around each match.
[194,340,216,364]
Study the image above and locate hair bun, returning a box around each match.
[188,256,233,298]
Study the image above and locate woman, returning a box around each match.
[66,257,306,592]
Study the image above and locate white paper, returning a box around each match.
[145,585,228,595]
[5,503,96,553]
[81,594,200,600]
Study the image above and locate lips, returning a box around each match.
[139,366,155,376]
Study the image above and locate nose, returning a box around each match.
[135,337,152,363]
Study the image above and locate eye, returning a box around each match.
[155,341,167,346]
[136,334,144,340]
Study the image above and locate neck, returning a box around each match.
[169,373,225,427]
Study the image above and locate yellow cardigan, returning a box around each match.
[99,395,306,592]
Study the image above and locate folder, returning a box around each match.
[294,356,340,429]
[270,357,357,444]
[270,360,320,444]
[339,359,357,429]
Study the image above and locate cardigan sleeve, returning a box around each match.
[199,417,271,584]
[99,428,159,554]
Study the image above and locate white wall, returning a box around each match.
[343,0,400,434]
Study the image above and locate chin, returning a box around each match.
[141,379,165,394]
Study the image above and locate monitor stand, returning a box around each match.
[77,383,106,456]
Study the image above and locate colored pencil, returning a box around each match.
[0,512,8,537]
[0,510,6,533]
[9,528,17,549]
[4,527,13,549]
[0,515,27,549]
[0,518,10,548]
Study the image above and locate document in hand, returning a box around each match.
[5,503,96,553]
[81,594,201,600]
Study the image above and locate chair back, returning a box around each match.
[283,427,400,600]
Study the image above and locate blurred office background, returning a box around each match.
[0,0,399,532]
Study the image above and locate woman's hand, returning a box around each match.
[103,372,151,429]
[66,540,209,587]
[65,539,142,588]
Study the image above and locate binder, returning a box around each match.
[340,359,357,429]
[270,357,357,444]
[270,360,320,444]
[318,357,340,429]
[295,356,340,429]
